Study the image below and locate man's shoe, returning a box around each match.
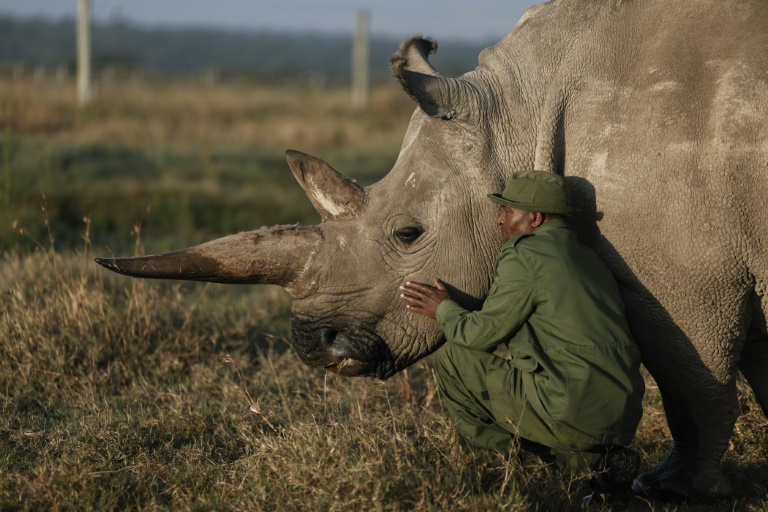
[583,446,641,506]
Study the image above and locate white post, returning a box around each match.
[77,0,92,106]
[352,10,369,111]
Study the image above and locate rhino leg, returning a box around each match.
[626,298,738,499]
[739,336,768,417]
[632,380,737,499]
[632,372,738,499]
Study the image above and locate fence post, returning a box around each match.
[352,10,369,111]
[77,0,92,106]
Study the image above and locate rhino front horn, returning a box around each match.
[285,150,367,221]
[94,224,321,295]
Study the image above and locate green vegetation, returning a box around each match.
[2,77,768,510]
[2,140,325,252]
[0,77,413,252]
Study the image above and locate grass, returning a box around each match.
[0,248,559,511]
[2,76,768,510]
[0,76,413,252]
[3,238,768,511]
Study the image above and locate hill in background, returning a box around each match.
[0,15,493,82]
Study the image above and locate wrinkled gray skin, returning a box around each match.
[96,0,768,500]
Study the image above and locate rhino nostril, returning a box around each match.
[317,327,359,359]
[319,327,339,346]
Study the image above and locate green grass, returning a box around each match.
[0,138,399,253]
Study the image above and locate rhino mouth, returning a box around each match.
[290,317,392,378]
[323,357,370,376]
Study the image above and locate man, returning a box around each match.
[400,170,644,493]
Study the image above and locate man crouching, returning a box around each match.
[400,171,644,499]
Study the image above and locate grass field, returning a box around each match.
[2,77,768,510]
[0,76,413,252]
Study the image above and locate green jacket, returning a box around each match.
[436,218,644,447]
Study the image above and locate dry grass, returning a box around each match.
[2,76,768,510]
[0,249,568,511]
[1,234,768,511]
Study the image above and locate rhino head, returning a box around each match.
[96,37,528,379]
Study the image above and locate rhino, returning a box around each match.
[95,0,768,500]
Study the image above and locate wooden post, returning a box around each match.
[352,10,369,111]
[77,0,92,106]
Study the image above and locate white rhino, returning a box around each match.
[96,0,768,500]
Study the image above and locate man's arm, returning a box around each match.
[400,247,535,352]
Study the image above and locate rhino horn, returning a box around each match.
[285,150,367,221]
[94,224,321,294]
[390,35,484,121]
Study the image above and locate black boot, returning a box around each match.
[583,446,641,507]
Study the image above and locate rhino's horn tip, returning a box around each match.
[285,149,305,160]
[94,257,116,271]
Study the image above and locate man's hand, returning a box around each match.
[399,279,452,320]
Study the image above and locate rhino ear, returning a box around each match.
[390,36,483,122]
[285,150,367,221]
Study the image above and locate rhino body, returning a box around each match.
[97,0,768,499]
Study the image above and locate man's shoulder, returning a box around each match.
[501,231,555,254]
[499,224,573,261]
[497,234,537,267]
[503,234,535,250]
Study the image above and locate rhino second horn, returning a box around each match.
[94,224,321,293]
[285,150,367,221]
[390,35,441,78]
[404,73,484,120]
[391,36,484,122]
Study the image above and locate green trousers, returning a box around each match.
[433,342,612,474]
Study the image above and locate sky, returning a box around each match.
[0,0,540,42]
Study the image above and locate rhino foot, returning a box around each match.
[632,463,732,500]
[632,465,680,501]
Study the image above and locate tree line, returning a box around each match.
[0,15,491,82]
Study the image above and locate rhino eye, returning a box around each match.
[395,227,424,244]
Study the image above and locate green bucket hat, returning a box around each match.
[488,170,579,216]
